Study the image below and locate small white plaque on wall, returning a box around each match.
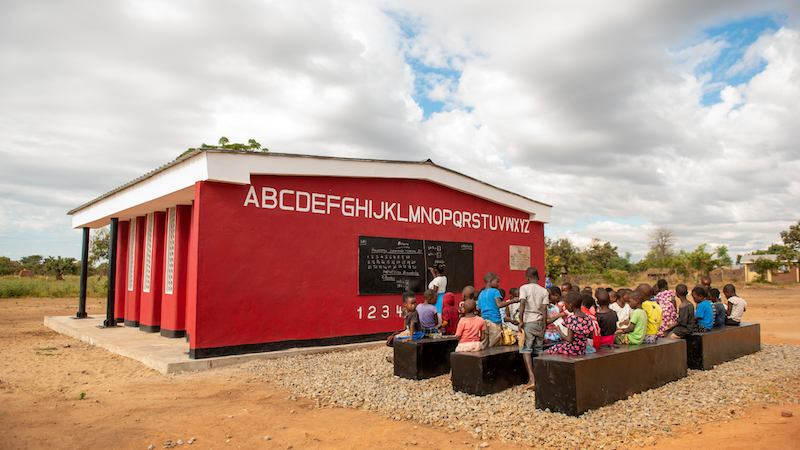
[509,245,531,271]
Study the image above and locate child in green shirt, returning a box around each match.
[615,290,646,345]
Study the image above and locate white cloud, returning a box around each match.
[0,0,799,262]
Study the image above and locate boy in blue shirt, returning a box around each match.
[477,272,519,348]
[693,286,713,332]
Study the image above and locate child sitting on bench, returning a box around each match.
[418,289,440,337]
[595,289,618,347]
[454,299,485,352]
[693,286,713,332]
[666,284,694,339]
[546,292,594,356]
[723,284,747,326]
[610,288,631,328]
[385,291,420,355]
[545,286,564,343]
[615,290,646,345]
[708,288,726,328]
[440,292,460,335]
[639,284,662,344]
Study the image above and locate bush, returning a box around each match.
[602,269,629,286]
[0,275,107,299]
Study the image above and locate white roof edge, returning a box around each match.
[70,150,552,228]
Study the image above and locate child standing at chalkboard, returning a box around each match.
[428,263,448,316]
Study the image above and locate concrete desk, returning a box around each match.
[686,322,761,370]
[534,339,687,416]
[394,337,459,380]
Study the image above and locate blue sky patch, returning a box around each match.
[385,10,464,119]
[696,15,783,105]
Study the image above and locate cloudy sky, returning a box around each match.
[1,0,799,263]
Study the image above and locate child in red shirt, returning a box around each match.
[455,299,485,352]
[440,292,460,335]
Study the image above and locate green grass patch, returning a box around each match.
[0,275,107,299]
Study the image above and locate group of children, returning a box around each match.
[388,271,747,388]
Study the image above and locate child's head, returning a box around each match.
[497,288,506,301]
[563,292,582,312]
[637,283,654,300]
[443,292,456,307]
[596,289,610,305]
[609,290,618,302]
[509,287,520,299]
[462,298,477,315]
[723,284,736,297]
[628,290,645,309]
[561,282,572,294]
[657,279,668,293]
[525,266,540,283]
[581,293,595,309]
[402,291,418,311]
[431,263,445,275]
[462,285,476,300]
[484,272,500,288]
[701,276,712,289]
[676,284,688,297]
[619,288,631,303]
[708,288,720,302]
[423,288,436,303]
[549,286,562,303]
[691,286,707,303]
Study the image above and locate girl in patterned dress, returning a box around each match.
[655,279,678,337]
[547,292,594,356]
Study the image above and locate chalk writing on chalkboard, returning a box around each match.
[359,236,474,295]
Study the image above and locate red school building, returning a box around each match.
[69,150,552,359]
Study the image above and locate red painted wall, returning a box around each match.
[160,205,192,337]
[139,212,166,331]
[125,216,146,326]
[114,220,129,323]
[186,176,545,354]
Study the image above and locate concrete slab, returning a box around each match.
[44,316,383,374]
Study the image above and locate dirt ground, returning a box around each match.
[1,286,798,450]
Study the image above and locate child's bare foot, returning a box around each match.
[523,382,535,390]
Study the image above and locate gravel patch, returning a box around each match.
[249,344,800,448]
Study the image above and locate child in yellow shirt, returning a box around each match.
[638,283,662,344]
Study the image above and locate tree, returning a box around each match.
[647,226,676,266]
[686,244,717,275]
[715,245,733,268]
[752,257,783,282]
[43,256,78,281]
[779,220,800,268]
[0,256,18,276]
[89,227,110,267]
[584,238,619,273]
[545,237,586,278]
[176,137,268,159]
[19,255,43,266]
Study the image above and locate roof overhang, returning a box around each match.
[69,150,553,229]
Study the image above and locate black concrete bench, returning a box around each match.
[533,339,687,416]
[686,322,761,370]
[449,345,529,395]
[393,337,459,380]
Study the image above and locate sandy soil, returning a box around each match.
[0,285,798,450]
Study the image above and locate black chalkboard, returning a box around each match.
[358,237,426,295]
[358,236,474,295]
[424,240,474,293]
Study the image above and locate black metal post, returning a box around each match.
[76,227,90,318]
[102,218,119,328]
